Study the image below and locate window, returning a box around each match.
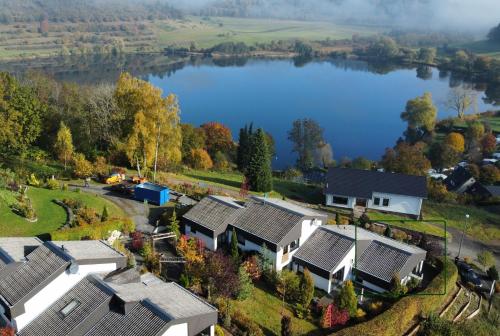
[191,226,197,234]
[289,239,299,252]
[237,233,245,245]
[332,196,348,205]
[373,197,380,206]
[382,198,390,207]
[59,300,80,318]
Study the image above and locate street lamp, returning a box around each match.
[457,214,469,260]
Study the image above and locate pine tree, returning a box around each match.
[170,209,180,239]
[281,314,292,336]
[237,265,253,300]
[384,225,392,238]
[101,205,109,222]
[337,280,357,317]
[231,228,239,263]
[245,128,273,192]
[237,125,249,172]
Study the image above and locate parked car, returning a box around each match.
[109,182,135,196]
[457,261,482,288]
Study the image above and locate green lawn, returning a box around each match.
[366,211,448,239]
[423,201,500,243]
[452,114,500,133]
[171,169,323,204]
[232,282,320,336]
[459,39,500,60]
[154,16,383,49]
[0,186,125,237]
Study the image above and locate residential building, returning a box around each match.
[182,196,327,271]
[324,168,427,218]
[292,225,426,293]
[445,166,476,194]
[0,238,217,336]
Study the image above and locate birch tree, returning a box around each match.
[54,121,73,169]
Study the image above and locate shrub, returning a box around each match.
[392,229,408,242]
[232,309,264,336]
[51,219,135,241]
[214,325,224,336]
[74,207,100,226]
[367,301,384,315]
[131,231,144,251]
[27,174,40,187]
[242,255,262,281]
[46,178,59,190]
[355,308,366,320]
[487,265,499,280]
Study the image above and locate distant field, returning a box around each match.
[459,39,500,59]
[0,16,383,60]
[452,114,500,133]
[154,16,382,48]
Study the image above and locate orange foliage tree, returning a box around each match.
[444,132,465,153]
[201,122,234,155]
[0,326,15,336]
[189,148,213,170]
[481,133,497,155]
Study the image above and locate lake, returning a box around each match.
[3,55,496,168]
[146,58,496,168]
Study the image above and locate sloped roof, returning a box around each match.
[19,276,114,336]
[183,195,243,235]
[51,240,126,267]
[445,166,473,191]
[84,301,169,336]
[0,243,71,306]
[485,185,500,197]
[325,168,427,198]
[292,227,355,272]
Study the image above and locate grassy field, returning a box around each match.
[0,16,381,61]
[366,211,448,239]
[423,201,500,244]
[155,16,382,49]
[0,186,124,237]
[232,282,320,336]
[169,169,324,204]
[460,39,500,60]
[452,114,500,133]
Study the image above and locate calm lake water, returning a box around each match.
[3,55,496,168]
[146,58,495,168]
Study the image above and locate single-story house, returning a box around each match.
[292,225,426,293]
[324,168,427,218]
[445,166,476,193]
[182,196,327,271]
[0,238,217,336]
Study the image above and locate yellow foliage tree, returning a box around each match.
[73,153,93,178]
[444,132,465,153]
[115,73,181,179]
[54,121,73,169]
[189,148,213,170]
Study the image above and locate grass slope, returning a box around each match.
[0,187,124,237]
[460,39,500,60]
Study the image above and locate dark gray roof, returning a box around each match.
[293,227,355,272]
[357,241,412,283]
[485,185,500,197]
[0,243,71,306]
[19,276,114,336]
[183,196,243,235]
[325,168,427,198]
[232,198,304,245]
[445,167,473,191]
[84,301,169,336]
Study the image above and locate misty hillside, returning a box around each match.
[0,0,182,23]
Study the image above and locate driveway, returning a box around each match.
[74,183,160,233]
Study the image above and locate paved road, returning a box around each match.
[74,183,157,233]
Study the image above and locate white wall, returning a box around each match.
[325,194,355,208]
[15,263,117,331]
[162,322,188,336]
[185,224,216,251]
[368,192,423,216]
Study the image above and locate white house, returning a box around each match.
[0,238,217,336]
[292,225,426,293]
[324,168,427,218]
[182,196,327,271]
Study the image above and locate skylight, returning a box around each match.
[59,299,80,318]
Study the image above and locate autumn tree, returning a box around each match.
[288,118,325,170]
[314,141,334,168]
[337,280,357,317]
[281,315,292,336]
[169,209,180,239]
[0,73,45,155]
[401,92,437,141]
[351,157,372,170]
[237,265,253,300]
[429,142,461,170]
[299,268,315,307]
[73,153,93,178]
[466,121,485,142]
[189,148,213,170]
[381,142,431,175]
[444,132,465,153]
[93,156,109,177]
[0,326,15,336]
[446,87,476,119]
[54,121,74,169]
[246,128,273,192]
[477,251,495,271]
[481,133,497,155]
[204,251,239,298]
[115,73,181,178]
[418,47,437,64]
[181,123,206,163]
[480,165,500,185]
[201,122,234,156]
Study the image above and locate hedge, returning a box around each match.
[50,218,135,240]
[334,258,458,336]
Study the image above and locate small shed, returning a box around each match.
[134,183,169,206]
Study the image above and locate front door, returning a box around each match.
[355,198,367,207]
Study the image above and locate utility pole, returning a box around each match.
[457,214,469,260]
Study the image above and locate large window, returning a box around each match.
[332,196,349,205]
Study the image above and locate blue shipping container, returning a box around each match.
[134,183,170,206]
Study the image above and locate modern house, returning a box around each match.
[182,196,327,271]
[292,225,426,293]
[0,238,217,336]
[324,168,427,218]
[445,166,476,194]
